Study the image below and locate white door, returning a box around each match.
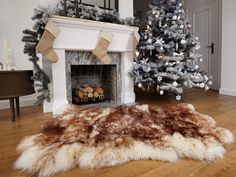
[185,0,220,90]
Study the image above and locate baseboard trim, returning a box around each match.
[0,98,36,110]
[219,88,236,96]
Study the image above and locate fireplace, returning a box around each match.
[42,16,139,115]
[71,65,117,105]
[65,51,121,106]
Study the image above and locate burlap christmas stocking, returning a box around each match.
[133,31,140,59]
[93,31,114,64]
[36,21,60,63]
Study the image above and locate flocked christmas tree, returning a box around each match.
[131,0,212,100]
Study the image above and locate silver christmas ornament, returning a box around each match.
[180,39,187,44]
[194,65,199,70]
[200,83,205,88]
[147,38,152,43]
[173,81,178,87]
[160,90,164,95]
[176,95,182,101]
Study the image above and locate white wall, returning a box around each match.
[119,0,133,18]
[0,0,40,69]
[220,0,236,96]
[0,0,40,109]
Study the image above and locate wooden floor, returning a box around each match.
[0,89,236,177]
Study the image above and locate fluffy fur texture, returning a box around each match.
[15,104,234,177]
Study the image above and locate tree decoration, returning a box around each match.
[23,0,139,105]
[130,0,212,100]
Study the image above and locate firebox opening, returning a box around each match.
[71,65,117,105]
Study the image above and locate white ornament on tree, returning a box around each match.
[194,65,199,70]
[173,81,178,87]
[180,39,187,44]
[204,75,209,81]
[195,45,200,50]
[160,90,164,95]
[176,43,179,51]
[157,76,163,82]
[200,83,205,88]
[138,83,142,88]
[147,38,152,43]
[176,95,182,101]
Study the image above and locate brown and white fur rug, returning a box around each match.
[15,104,234,177]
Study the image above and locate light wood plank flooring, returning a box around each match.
[0,89,236,177]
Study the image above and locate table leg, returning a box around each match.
[15,97,20,117]
[9,98,15,122]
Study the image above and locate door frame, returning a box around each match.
[185,0,222,90]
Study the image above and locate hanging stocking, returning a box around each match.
[36,21,60,63]
[133,31,140,59]
[93,31,114,64]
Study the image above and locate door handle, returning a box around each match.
[207,43,214,54]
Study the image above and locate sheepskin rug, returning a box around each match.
[15,104,234,177]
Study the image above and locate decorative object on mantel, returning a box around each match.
[92,31,114,64]
[15,104,234,177]
[130,0,212,100]
[1,39,17,71]
[0,70,35,121]
[22,0,139,105]
[36,21,60,63]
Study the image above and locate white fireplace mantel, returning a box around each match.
[43,16,139,115]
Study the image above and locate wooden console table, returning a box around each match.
[0,70,35,121]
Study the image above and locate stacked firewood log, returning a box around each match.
[75,87,105,103]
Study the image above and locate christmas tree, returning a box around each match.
[131,0,212,100]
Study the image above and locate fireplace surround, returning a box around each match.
[66,51,121,106]
[42,16,139,115]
